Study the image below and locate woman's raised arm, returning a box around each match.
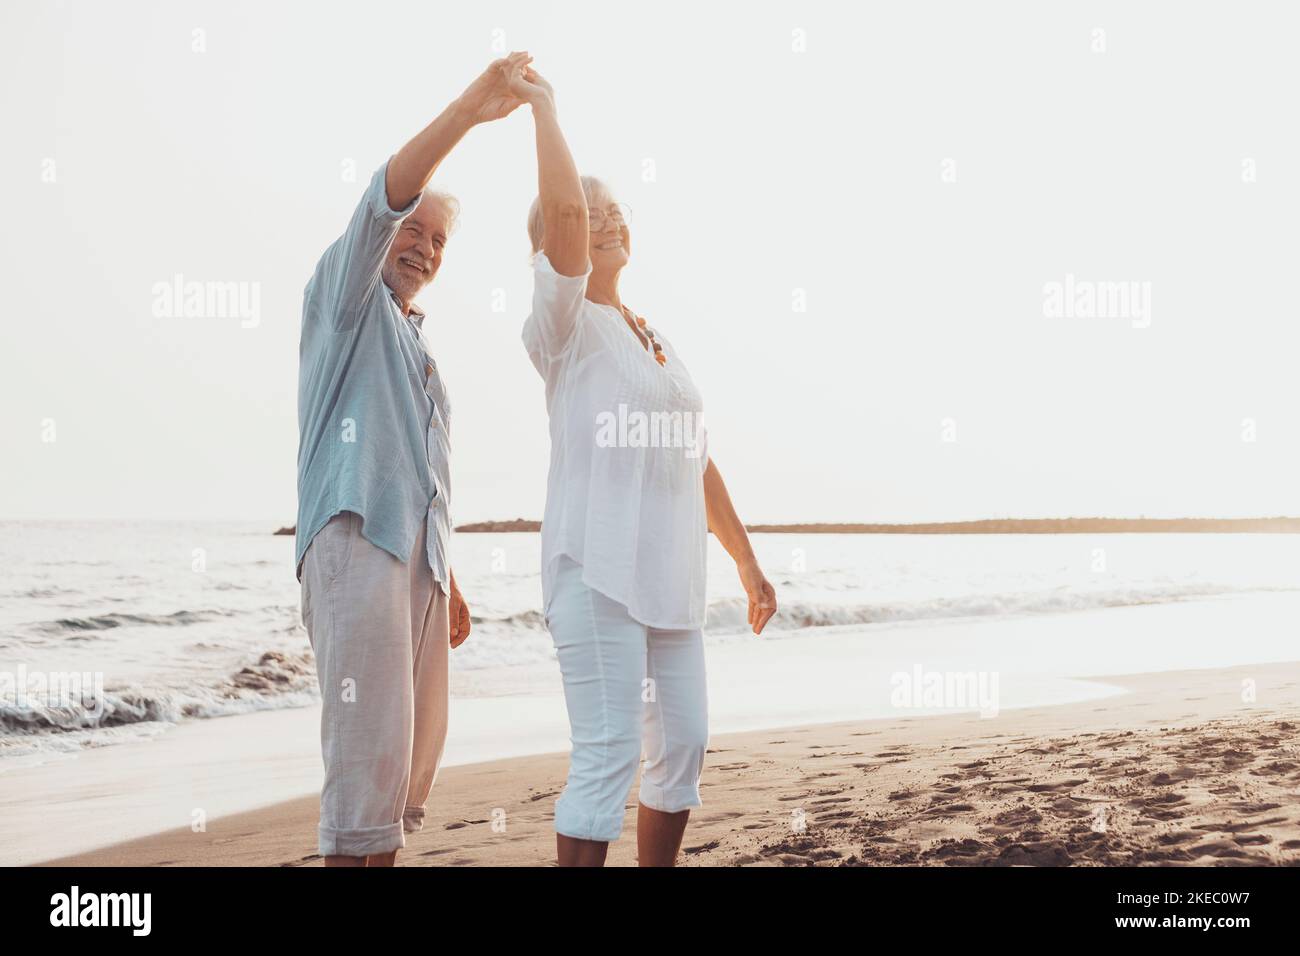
[509,64,589,277]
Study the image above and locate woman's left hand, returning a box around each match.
[738,561,777,635]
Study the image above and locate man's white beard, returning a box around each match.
[383,265,425,302]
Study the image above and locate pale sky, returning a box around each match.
[3,0,1298,524]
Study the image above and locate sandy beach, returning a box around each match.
[40,660,1300,867]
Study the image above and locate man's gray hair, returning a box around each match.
[421,187,461,235]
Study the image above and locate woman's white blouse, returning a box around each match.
[522,253,709,630]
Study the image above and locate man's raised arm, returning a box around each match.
[386,52,533,208]
[310,53,532,328]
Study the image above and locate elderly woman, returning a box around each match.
[508,60,778,867]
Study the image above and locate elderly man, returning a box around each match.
[295,53,532,867]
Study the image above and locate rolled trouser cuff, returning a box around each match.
[554,796,626,843]
[319,820,405,858]
[638,781,702,815]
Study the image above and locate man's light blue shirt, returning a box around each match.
[295,160,452,589]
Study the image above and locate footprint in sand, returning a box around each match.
[700,810,747,822]
[1229,801,1281,813]
[923,802,975,815]
[983,806,1043,834]
[990,841,1073,867]
[926,838,996,863]
[1232,834,1272,846]
[1148,768,1197,785]
[1216,748,1257,767]
[816,809,856,822]
[1131,791,1187,807]
[1025,778,1087,793]
[1048,796,1097,819]
[1187,840,1253,860]
[1193,816,1288,834]
[1253,760,1298,776]
[683,840,721,854]
[987,783,1029,796]
[797,773,840,784]
[1129,792,1188,821]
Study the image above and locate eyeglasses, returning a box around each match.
[589,203,632,231]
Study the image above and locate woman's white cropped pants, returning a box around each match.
[546,556,709,842]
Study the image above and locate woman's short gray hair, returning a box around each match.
[527,176,611,255]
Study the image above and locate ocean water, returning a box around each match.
[2,521,1298,768]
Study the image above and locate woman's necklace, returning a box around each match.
[619,304,667,366]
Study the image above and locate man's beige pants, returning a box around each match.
[300,510,449,857]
